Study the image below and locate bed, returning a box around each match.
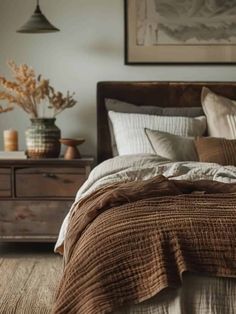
[53,82,236,314]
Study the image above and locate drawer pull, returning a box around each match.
[42,173,57,179]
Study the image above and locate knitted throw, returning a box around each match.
[52,175,236,314]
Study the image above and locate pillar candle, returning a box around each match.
[3,129,18,151]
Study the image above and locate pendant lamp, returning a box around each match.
[17,0,60,33]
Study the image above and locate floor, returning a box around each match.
[0,243,63,314]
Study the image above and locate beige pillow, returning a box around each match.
[194,137,236,166]
[145,129,198,161]
[201,87,236,139]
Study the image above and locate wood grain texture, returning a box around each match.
[0,158,94,242]
[0,200,72,239]
[0,168,11,197]
[16,170,86,198]
[97,81,236,163]
[0,243,62,314]
[0,158,94,167]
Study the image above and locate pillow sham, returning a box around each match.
[106,98,204,156]
[194,137,236,166]
[105,98,204,117]
[108,111,206,155]
[201,87,236,139]
[145,129,198,161]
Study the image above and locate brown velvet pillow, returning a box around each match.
[194,137,236,166]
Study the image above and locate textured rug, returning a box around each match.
[0,243,62,314]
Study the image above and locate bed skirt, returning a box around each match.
[115,273,236,314]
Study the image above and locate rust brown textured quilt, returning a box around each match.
[53,174,236,314]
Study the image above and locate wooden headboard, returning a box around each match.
[97,81,236,164]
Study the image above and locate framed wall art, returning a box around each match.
[125,0,236,64]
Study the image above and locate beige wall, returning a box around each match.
[0,0,235,157]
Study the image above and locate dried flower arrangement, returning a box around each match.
[0,61,77,118]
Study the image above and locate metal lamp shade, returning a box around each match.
[17,5,59,33]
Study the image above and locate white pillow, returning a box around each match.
[108,111,206,155]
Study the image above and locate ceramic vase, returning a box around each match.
[25,118,61,159]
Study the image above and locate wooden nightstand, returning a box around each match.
[0,157,94,242]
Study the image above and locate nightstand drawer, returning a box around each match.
[15,167,86,198]
[0,168,11,197]
[0,200,71,239]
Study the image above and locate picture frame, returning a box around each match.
[125,0,236,65]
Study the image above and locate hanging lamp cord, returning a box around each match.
[35,0,41,13]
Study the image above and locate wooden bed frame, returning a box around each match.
[97,81,236,164]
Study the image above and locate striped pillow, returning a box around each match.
[108,111,206,156]
[194,137,236,166]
